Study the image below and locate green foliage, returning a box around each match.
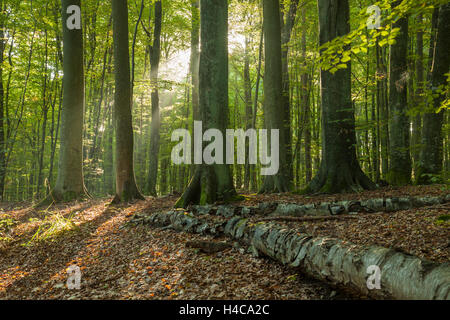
[435,214,450,226]
[319,0,446,73]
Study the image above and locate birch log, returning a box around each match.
[130,209,450,300]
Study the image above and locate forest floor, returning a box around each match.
[0,184,448,300]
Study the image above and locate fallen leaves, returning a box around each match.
[0,196,343,300]
[0,185,446,300]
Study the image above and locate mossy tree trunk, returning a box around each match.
[43,0,90,204]
[146,0,162,196]
[259,0,291,194]
[417,3,450,184]
[111,0,144,203]
[304,0,375,194]
[388,0,411,185]
[175,0,236,208]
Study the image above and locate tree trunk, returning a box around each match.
[243,36,252,191]
[417,3,450,184]
[146,0,162,196]
[411,14,423,173]
[388,0,411,185]
[0,3,6,200]
[280,0,299,186]
[190,0,200,177]
[251,27,264,191]
[175,0,236,208]
[376,41,389,180]
[304,0,375,194]
[259,0,291,194]
[111,0,144,203]
[42,0,89,204]
[300,6,312,184]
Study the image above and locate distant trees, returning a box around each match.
[111,0,144,203]
[0,0,448,203]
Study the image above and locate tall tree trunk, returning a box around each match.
[111,0,144,203]
[304,0,375,194]
[251,26,264,191]
[411,14,424,176]
[378,43,389,180]
[243,36,252,191]
[190,0,200,177]
[43,0,89,204]
[388,0,411,185]
[300,6,312,184]
[259,0,291,193]
[146,0,162,196]
[280,0,299,186]
[175,0,236,207]
[37,26,49,199]
[417,3,450,184]
[0,1,6,200]
[190,0,200,123]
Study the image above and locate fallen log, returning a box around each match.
[131,210,450,300]
[268,194,450,217]
[184,194,450,219]
[256,215,359,223]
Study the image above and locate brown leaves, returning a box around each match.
[0,196,340,300]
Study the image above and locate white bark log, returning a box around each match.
[130,208,450,300]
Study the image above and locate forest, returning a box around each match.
[0,0,449,302]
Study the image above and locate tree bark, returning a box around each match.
[388,0,411,185]
[175,0,237,208]
[280,0,300,186]
[0,2,6,200]
[304,0,375,194]
[42,0,89,204]
[146,1,162,196]
[259,0,291,194]
[243,36,252,191]
[111,0,144,203]
[137,209,450,300]
[411,14,423,172]
[417,3,450,184]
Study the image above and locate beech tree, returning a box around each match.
[280,0,300,186]
[175,0,237,207]
[0,0,448,202]
[388,0,411,186]
[111,0,144,203]
[0,0,6,200]
[303,0,375,194]
[417,3,450,184]
[42,0,89,203]
[146,0,162,196]
[259,0,291,193]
